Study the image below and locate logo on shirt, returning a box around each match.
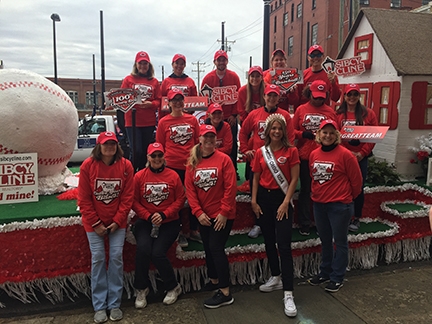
[169,124,194,145]
[94,179,121,204]
[194,168,218,191]
[135,84,153,101]
[277,156,287,164]
[257,121,266,140]
[312,161,334,184]
[171,85,189,96]
[302,114,327,132]
[342,119,356,127]
[144,183,169,205]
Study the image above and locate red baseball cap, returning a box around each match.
[309,80,328,99]
[272,48,286,58]
[147,142,165,155]
[172,53,186,63]
[264,84,281,96]
[135,51,150,63]
[248,65,263,76]
[208,103,223,114]
[199,124,217,136]
[167,88,185,100]
[319,119,338,130]
[97,131,118,144]
[214,50,228,61]
[308,44,324,55]
[344,83,361,94]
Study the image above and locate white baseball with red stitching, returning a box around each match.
[0,69,78,177]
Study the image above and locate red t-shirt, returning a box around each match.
[78,158,134,232]
[309,145,362,204]
[156,113,200,170]
[121,75,161,127]
[212,121,233,155]
[292,102,337,160]
[133,167,186,223]
[160,75,198,118]
[237,84,263,122]
[185,150,237,220]
[252,146,300,189]
[336,108,378,157]
[201,69,241,117]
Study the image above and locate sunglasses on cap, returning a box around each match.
[346,91,360,97]
[150,153,164,159]
[309,53,323,59]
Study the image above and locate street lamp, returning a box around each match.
[51,13,61,84]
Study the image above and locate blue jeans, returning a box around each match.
[86,229,125,312]
[313,202,353,283]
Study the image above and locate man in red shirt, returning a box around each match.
[201,50,241,177]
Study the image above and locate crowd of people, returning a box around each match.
[78,45,375,322]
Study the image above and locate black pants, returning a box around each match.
[257,186,294,291]
[133,218,180,291]
[226,119,238,172]
[298,159,312,228]
[200,219,234,288]
[126,126,155,171]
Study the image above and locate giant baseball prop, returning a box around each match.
[0,69,78,193]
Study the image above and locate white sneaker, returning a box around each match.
[135,287,149,309]
[259,275,283,292]
[248,225,262,239]
[163,283,182,305]
[284,291,297,317]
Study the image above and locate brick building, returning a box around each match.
[46,77,122,110]
[268,0,429,70]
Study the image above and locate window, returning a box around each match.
[409,82,432,129]
[86,91,99,106]
[283,13,289,26]
[297,3,302,18]
[390,0,401,8]
[67,91,78,105]
[312,0,316,9]
[371,82,400,130]
[423,0,430,5]
[274,16,277,33]
[359,0,370,5]
[311,24,318,45]
[291,4,294,22]
[273,42,277,52]
[288,37,294,56]
[354,33,373,69]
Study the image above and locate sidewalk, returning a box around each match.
[1,260,431,324]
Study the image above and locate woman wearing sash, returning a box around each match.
[251,114,300,318]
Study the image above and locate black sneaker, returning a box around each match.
[202,281,219,291]
[348,218,360,232]
[325,281,343,293]
[204,289,234,309]
[307,275,330,286]
[299,226,310,236]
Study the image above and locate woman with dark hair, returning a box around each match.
[237,66,265,123]
[132,142,185,309]
[121,51,161,170]
[251,114,299,318]
[292,79,336,236]
[307,119,362,293]
[185,124,237,309]
[336,83,378,232]
[78,131,134,323]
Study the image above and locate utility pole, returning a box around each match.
[161,65,165,80]
[192,61,205,89]
[218,21,236,52]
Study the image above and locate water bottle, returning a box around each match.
[150,224,160,238]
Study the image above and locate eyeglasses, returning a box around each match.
[150,153,164,159]
[309,53,323,59]
[346,92,360,97]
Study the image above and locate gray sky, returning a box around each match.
[0,0,265,86]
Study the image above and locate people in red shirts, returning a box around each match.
[185,124,237,309]
[237,66,265,123]
[336,83,378,232]
[292,80,337,236]
[307,119,362,293]
[132,143,185,309]
[263,49,299,111]
[160,54,198,119]
[121,51,161,170]
[201,50,241,177]
[156,88,200,247]
[251,114,299,318]
[204,103,233,155]
[297,45,341,108]
[78,131,134,323]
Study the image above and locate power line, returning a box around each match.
[226,16,262,38]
